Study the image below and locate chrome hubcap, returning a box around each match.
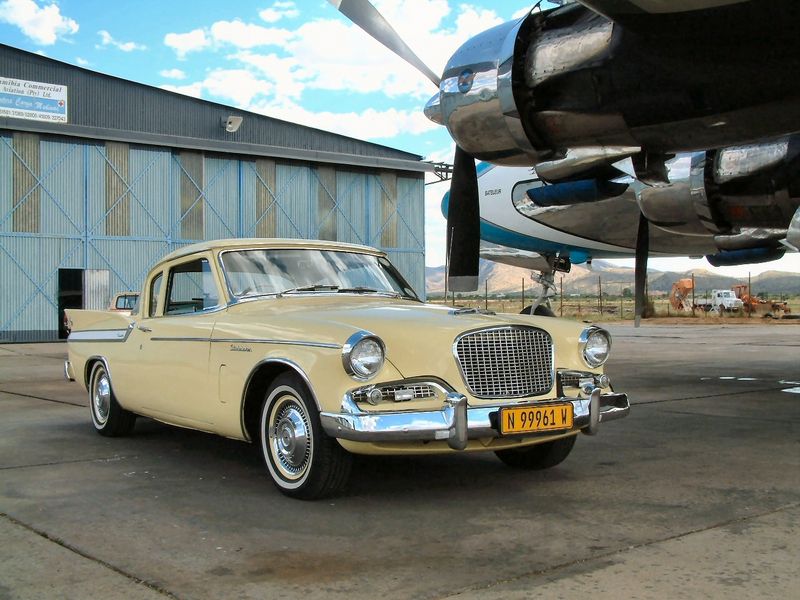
[94,374,110,425]
[269,397,311,480]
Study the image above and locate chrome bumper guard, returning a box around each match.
[320,388,629,451]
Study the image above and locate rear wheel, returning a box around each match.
[88,362,136,436]
[495,435,576,470]
[259,373,352,500]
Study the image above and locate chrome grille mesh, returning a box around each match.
[454,327,553,398]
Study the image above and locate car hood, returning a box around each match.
[221,296,591,379]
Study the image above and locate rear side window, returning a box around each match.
[116,294,137,310]
[165,258,220,315]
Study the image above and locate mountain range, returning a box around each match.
[425,260,800,297]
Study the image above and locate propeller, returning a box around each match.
[634,212,649,328]
[329,0,481,291]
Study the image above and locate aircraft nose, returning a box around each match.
[424,92,443,125]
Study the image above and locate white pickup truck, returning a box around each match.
[696,289,744,313]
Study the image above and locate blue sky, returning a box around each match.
[2,0,799,276]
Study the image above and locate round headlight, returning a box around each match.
[343,332,385,379]
[581,327,611,367]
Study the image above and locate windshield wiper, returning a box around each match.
[279,284,340,295]
[337,287,377,293]
[338,287,406,298]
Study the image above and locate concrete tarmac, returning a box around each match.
[1,323,798,599]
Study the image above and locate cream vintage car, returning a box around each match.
[65,238,629,499]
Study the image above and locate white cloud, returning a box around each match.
[75,56,89,66]
[159,82,203,98]
[97,29,146,52]
[161,1,502,99]
[425,178,449,267]
[230,51,309,100]
[159,68,186,80]
[203,69,273,105]
[423,143,456,266]
[161,69,273,106]
[164,28,209,59]
[0,0,78,45]
[279,1,505,99]
[209,19,292,49]
[248,99,436,140]
[259,1,299,23]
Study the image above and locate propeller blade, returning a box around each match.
[446,146,480,292]
[329,0,441,87]
[634,212,649,328]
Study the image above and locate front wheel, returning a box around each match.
[495,435,576,470]
[88,362,136,436]
[259,373,352,499]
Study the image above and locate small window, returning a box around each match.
[149,273,163,317]
[116,294,138,310]
[165,258,220,315]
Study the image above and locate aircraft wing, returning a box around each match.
[575,0,761,34]
[577,0,748,18]
[479,243,554,273]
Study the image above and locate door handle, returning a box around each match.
[137,325,152,333]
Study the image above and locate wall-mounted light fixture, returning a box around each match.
[222,115,243,133]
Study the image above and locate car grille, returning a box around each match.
[454,326,554,398]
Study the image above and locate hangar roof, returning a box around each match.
[0,44,430,174]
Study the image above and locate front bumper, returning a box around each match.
[320,388,629,451]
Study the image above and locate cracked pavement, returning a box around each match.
[1,324,799,599]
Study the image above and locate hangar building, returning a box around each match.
[0,44,429,341]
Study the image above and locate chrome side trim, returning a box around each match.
[320,391,629,448]
[68,328,132,342]
[64,360,76,382]
[147,337,341,349]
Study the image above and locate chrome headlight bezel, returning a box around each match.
[342,331,385,380]
[579,326,612,368]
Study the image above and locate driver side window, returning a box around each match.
[165,258,220,315]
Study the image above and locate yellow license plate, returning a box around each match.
[499,404,573,434]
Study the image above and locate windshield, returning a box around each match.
[220,248,419,300]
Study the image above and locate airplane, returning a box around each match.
[329,0,800,322]
[451,134,799,314]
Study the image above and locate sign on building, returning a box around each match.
[0,77,67,123]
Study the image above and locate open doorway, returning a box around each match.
[58,269,83,339]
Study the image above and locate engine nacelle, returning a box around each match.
[425,2,800,167]
[636,137,800,243]
[424,17,535,167]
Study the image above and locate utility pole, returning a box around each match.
[598,276,603,316]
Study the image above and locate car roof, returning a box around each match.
[159,238,385,264]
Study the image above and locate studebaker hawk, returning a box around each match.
[65,238,629,499]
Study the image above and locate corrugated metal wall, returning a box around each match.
[0,131,425,341]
